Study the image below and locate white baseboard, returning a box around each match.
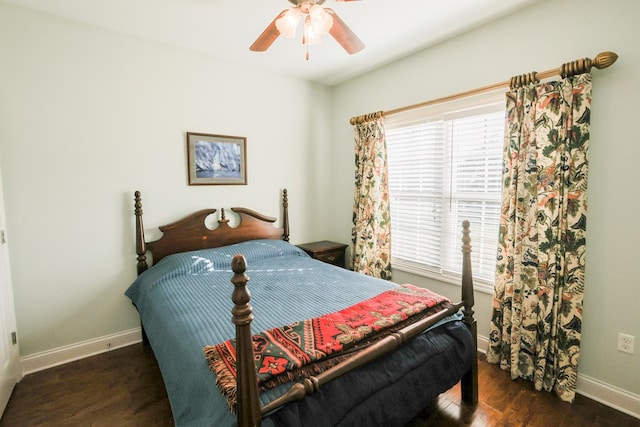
[20,328,142,376]
[477,333,489,354]
[477,333,640,419]
[577,374,640,419]
[18,329,639,420]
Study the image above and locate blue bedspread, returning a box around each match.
[125,239,473,426]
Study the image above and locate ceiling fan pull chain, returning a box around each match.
[303,19,310,60]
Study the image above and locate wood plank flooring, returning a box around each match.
[1,344,173,426]
[1,343,638,426]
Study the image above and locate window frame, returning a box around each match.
[385,89,506,295]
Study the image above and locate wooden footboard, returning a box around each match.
[231,221,479,426]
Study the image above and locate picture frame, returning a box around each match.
[186,132,247,185]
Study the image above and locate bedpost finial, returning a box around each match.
[461,220,471,253]
[134,191,143,216]
[232,254,247,274]
[231,255,251,314]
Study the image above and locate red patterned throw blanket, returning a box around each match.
[204,284,450,412]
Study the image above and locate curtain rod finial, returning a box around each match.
[594,51,618,70]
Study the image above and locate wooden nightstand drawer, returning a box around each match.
[296,240,348,268]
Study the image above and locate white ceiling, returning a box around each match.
[2,0,543,86]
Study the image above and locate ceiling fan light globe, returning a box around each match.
[276,7,302,39]
[308,4,333,34]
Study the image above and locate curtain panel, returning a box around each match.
[351,118,392,280]
[487,73,592,402]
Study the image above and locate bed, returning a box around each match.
[126,189,478,427]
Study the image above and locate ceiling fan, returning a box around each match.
[250,0,365,60]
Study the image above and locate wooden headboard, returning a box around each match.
[134,189,290,275]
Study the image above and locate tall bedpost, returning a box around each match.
[134,191,148,275]
[460,220,478,404]
[231,254,261,427]
[282,188,290,242]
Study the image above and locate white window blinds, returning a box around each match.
[385,92,505,287]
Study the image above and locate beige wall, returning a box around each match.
[331,0,640,399]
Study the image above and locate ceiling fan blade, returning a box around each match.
[250,10,288,52]
[325,8,365,54]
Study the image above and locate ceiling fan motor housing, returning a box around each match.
[288,0,327,6]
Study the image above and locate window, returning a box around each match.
[385,91,505,291]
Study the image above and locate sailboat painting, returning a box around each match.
[187,132,247,185]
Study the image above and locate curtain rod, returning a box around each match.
[349,51,618,125]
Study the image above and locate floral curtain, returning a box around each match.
[486,73,592,402]
[351,117,392,279]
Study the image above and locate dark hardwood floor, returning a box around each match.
[1,343,638,426]
[1,344,173,426]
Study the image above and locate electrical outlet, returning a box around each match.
[617,333,635,354]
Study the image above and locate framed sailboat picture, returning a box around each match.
[186,132,247,185]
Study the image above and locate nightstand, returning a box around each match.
[297,240,348,268]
